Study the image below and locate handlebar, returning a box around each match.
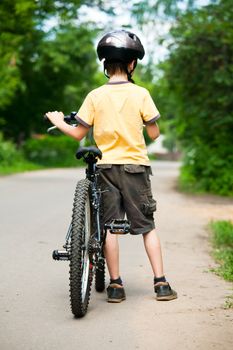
[64,111,78,123]
[44,111,78,133]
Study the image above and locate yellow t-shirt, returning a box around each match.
[76,82,160,165]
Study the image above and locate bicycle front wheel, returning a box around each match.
[69,178,93,318]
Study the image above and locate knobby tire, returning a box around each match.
[69,178,93,318]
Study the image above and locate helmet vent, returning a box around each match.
[128,33,136,41]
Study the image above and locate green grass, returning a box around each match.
[0,159,84,176]
[0,161,43,175]
[209,220,233,282]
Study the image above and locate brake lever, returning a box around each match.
[47,125,58,133]
[47,123,77,134]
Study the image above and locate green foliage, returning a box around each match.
[132,1,211,29]
[1,22,100,140]
[0,0,35,110]
[0,132,87,174]
[23,135,82,167]
[209,220,233,282]
[0,132,40,174]
[163,0,233,195]
[179,143,233,195]
[210,220,233,249]
[0,0,110,141]
[150,69,179,150]
[0,133,23,166]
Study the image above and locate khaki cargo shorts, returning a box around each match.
[97,164,156,235]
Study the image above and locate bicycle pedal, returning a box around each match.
[104,219,131,234]
[52,250,70,261]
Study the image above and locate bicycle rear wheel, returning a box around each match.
[69,178,93,318]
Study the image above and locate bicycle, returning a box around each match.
[46,112,131,318]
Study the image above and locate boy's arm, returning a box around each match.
[145,122,160,140]
[46,111,90,141]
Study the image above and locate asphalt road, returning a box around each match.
[0,162,232,350]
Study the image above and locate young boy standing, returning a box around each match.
[46,30,177,303]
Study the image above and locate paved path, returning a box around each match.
[0,162,232,350]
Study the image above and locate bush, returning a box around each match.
[179,143,233,196]
[23,135,81,167]
[0,133,40,174]
[0,133,23,166]
[209,220,233,282]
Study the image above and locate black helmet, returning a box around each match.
[97,30,145,62]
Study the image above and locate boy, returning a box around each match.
[46,30,177,303]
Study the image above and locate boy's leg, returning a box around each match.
[104,230,126,303]
[142,228,164,277]
[143,228,177,300]
[104,230,120,280]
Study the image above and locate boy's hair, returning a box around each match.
[104,59,137,83]
[104,60,128,76]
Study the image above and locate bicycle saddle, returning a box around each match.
[76,146,102,160]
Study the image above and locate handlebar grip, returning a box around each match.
[44,111,77,124]
[70,111,77,120]
[64,111,77,123]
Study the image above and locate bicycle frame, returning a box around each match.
[86,159,102,244]
[53,148,104,264]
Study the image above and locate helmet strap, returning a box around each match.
[126,70,134,83]
[104,68,110,79]
[126,60,137,83]
[103,61,110,79]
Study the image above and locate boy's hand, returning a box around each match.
[145,122,160,140]
[45,111,64,126]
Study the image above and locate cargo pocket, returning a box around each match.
[124,165,146,173]
[140,188,157,216]
[97,164,112,169]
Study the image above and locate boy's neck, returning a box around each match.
[109,73,128,83]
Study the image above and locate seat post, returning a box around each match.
[86,159,96,181]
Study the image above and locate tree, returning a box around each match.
[0,0,113,140]
[0,0,37,111]
[163,0,233,195]
[3,23,100,139]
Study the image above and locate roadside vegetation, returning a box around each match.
[209,220,233,282]
[0,133,37,174]
[0,132,83,175]
[161,0,233,196]
[209,220,233,308]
